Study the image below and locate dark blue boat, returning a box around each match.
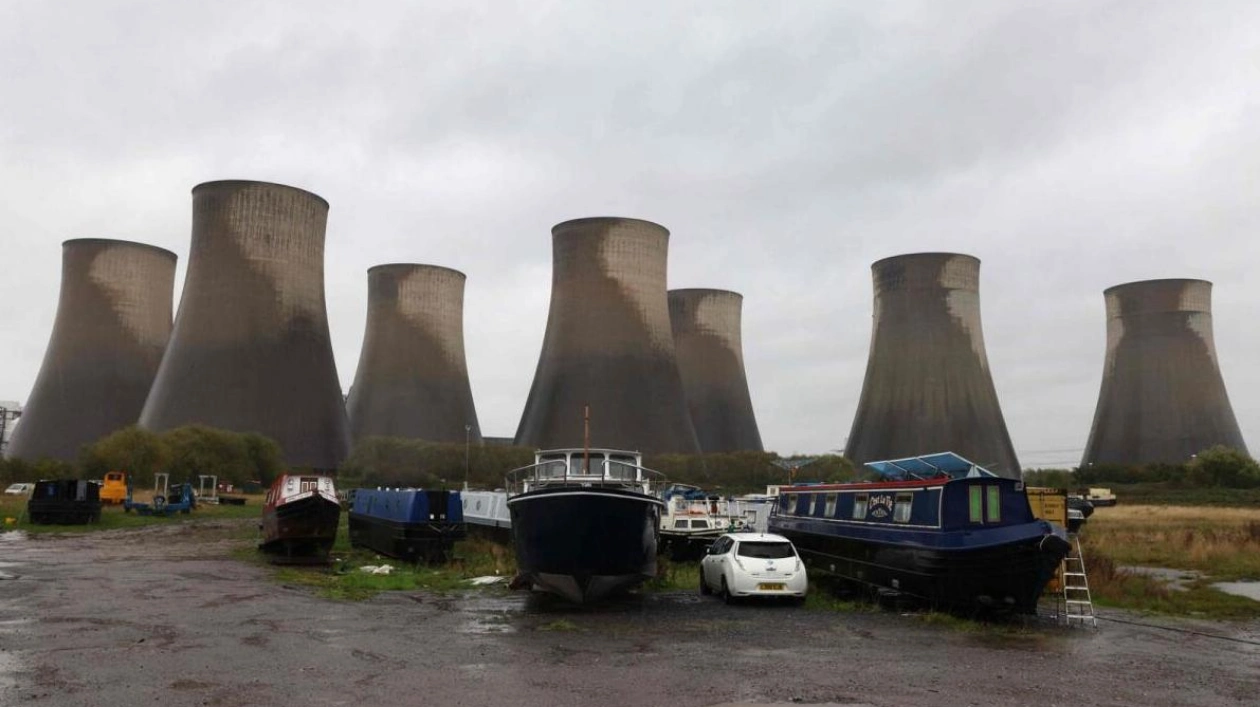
[507,449,665,603]
[769,452,1070,614]
[348,488,466,563]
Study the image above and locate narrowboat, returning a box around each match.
[348,488,466,562]
[507,448,665,603]
[769,452,1070,614]
[27,479,102,525]
[461,488,511,542]
[259,474,341,563]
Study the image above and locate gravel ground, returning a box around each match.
[1,522,1258,707]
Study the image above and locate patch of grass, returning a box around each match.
[644,557,700,592]
[1082,505,1260,581]
[1077,504,1260,619]
[803,585,867,613]
[1106,484,1260,508]
[263,531,518,601]
[1,494,261,534]
[1081,552,1260,620]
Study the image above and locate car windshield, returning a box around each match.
[736,541,795,559]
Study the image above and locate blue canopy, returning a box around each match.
[863,452,997,480]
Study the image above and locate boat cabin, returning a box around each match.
[506,448,664,496]
[776,452,1035,531]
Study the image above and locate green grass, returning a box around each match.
[1,494,260,534]
[260,512,517,600]
[1106,484,1260,507]
[1080,504,1260,620]
[643,557,700,592]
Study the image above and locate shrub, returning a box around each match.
[1187,446,1260,488]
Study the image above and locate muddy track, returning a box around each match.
[1,524,1258,706]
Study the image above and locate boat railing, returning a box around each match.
[506,459,666,496]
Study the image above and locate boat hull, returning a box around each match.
[260,494,342,563]
[348,513,465,563]
[772,518,1070,614]
[508,487,663,603]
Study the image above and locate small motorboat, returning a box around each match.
[259,474,341,563]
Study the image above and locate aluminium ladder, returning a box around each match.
[1061,535,1098,628]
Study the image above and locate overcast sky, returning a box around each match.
[2,1,1258,466]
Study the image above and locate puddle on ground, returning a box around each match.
[1211,581,1260,602]
[0,531,28,542]
[1120,566,1203,592]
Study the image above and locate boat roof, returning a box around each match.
[864,452,997,480]
[536,448,642,456]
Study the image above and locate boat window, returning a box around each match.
[852,494,868,520]
[609,454,636,471]
[969,486,983,523]
[606,460,634,480]
[785,494,798,514]
[986,486,1001,522]
[893,493,913,523]
[673,519,688,529]
[690,519,709,529]
[736,541,795,559]
[812,494,826,516]
[539,460,567,479]
[824,494,838,517]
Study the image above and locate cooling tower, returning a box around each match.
[5,239,176,461]
[346,264,482,444]
[668,289,763,452]
[139,180,350,469]
[1081,279,1247,466]
[515,217,700,454]
[845,253,1021,477]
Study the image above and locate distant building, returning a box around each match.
[0,401,21,456]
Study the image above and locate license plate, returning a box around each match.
[757,583,785,591]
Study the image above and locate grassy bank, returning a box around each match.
[1105,484,1260,507]
[1,493,260,534]
[1081,504,1260,619]
[261,512,517,600]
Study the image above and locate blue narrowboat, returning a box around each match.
[348,488,466,563]
[769,452,1070,614]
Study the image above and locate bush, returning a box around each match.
[341,437,534,489]
[1187,446,1260,488]
[79,426,170,487]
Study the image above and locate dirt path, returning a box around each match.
[2,524,1258,706]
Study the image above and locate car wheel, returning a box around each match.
[699,569,711,596]
[721,576,735,605]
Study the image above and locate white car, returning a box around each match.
[4,482,34,496]
[699,532,807,604]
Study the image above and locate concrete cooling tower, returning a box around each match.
[515,217,700,454]
[845,253,1021,478]
[668,289,763,452]
[1081,279,1247,466]
[6,239,176,461]
[139,180,350,469]
[346,264,482,444]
